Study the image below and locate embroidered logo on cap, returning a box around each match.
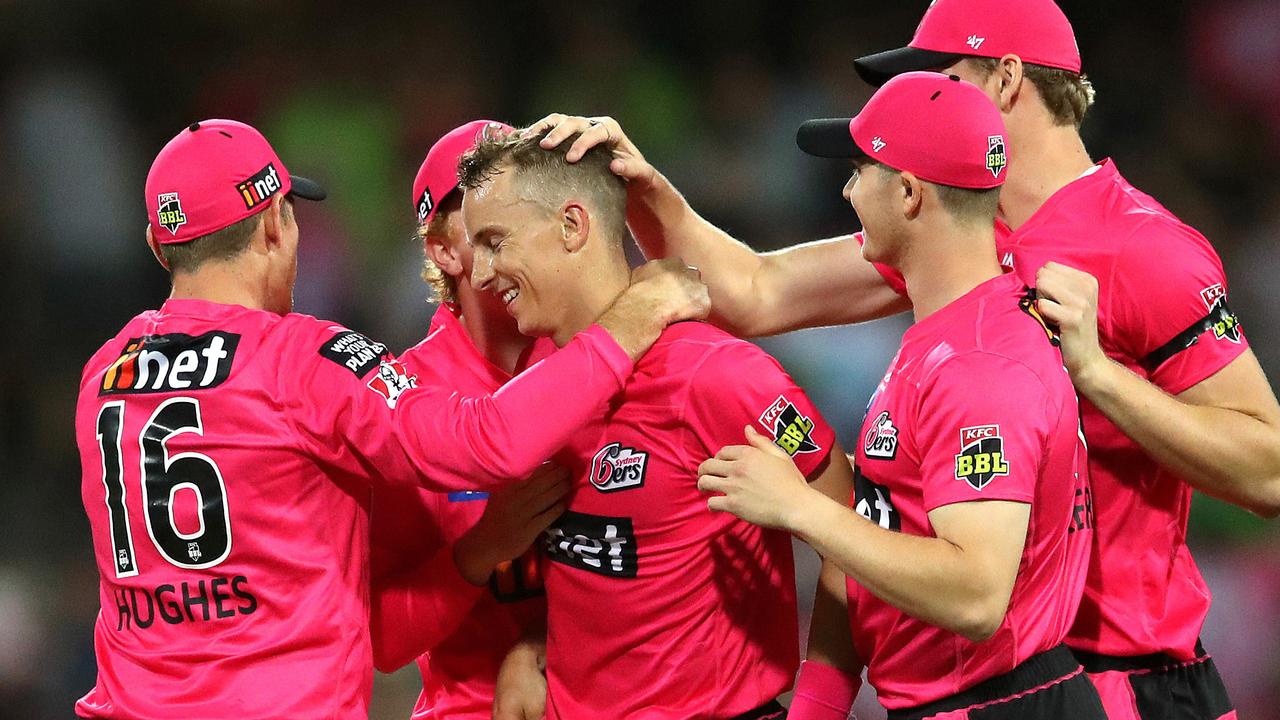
[871,137,886,152]
[236,163,283,210]
[156,193,188,235]
[966,35,986,50]
[986,135,1007,178]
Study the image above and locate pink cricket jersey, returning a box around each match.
[370,304,554,720]
[74,298,631,719]
[849,272,1092,709]
[866,160,1248,660]
[1001,161,1248,659]
[540,322,836,720]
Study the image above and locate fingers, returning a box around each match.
[523,113,569,141]
[566,119,615,162]
[697,474,730,496]
[744,425,786,457]
[697,457,736,478]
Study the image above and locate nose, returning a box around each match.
[471,245,496,290]
[842,175,856,202]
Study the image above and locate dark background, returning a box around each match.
[2,1,1277,717]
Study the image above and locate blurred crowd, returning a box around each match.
[1,1,1277,717]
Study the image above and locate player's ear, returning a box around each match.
[145,225,170,271]
[423,224,463,278]
[900,172,923,220]
[562,202,590,253]
[260,194,285,252]
[995,54,1023,112]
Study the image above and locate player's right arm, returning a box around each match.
[787,558,864,720]
[528,113,911,337]
[285,259,708,491]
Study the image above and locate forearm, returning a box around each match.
[792,494,1006,641]
[1077,357,1280,516]
[395,324,631,488]
[625,170,771,336]
[371,543,487,672]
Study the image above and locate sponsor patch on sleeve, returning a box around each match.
[758,395,820,457]
[318,331,389,379]
[954,424,1010,491]
[366,358,417,408]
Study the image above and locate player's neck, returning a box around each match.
[900,223,1003,323]
[455,283,532,375]
[551,256,631,348]
[999,121,1094,230]
[168,264,273,313]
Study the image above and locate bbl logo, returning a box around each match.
[590,442,649,493]
[758,395,820,457]
[954,424,1010,491]
[416,187,434,222]
[157,192,188,235]
[986,135,1007,179]
[1200,284,1242,344]
[236,163,283,210]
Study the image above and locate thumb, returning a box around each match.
[744,425,782,455]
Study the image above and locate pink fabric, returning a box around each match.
[544,323,836,720]
[75,299,628,719]
[847,272,1091,709]
[788,660,861,720]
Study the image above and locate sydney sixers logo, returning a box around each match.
[590,442,648,493]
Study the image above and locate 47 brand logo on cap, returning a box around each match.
[156,192,188,235]
[954,424,1010,491]
[986,135,1007,179]
[759,395,820,457]
[237,163,283,210]
[590,442,649,493]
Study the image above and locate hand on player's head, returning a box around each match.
[524,113,657,189]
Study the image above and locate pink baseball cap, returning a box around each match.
[145,119,325,244]
[411,119,514,225]
[797,72,1008,189]
[854,0,1081,86]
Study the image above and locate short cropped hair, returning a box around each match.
[969,57,1096,128]
[458,127,627,242]
[861,159,1000,226]
[160,202,292,275]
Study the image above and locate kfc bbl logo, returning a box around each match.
[986,135,1007,179]
[1200,284,1242,344]
[758,395,820,457]
[157,192,188,235]
[954,424,1010,491]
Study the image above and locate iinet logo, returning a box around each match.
[966,35,985,50]
[100,332,239,396]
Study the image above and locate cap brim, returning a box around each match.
[796,119,866,159]
[853,47,966,86]
[288,175,327,201]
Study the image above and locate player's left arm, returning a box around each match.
[1036,260,1280,518]
[789,558,865,720]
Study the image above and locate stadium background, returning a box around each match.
[2,0,1278,717]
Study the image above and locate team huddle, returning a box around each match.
[74,1,1279,719]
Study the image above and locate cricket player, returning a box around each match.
[701,71,1104,720]
[458,128,854,720]
[534,2,1279,717]
[74,119,707,718]
[369,119,563,720]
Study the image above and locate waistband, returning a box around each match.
[727,699,786,720]
[886,644,1081,720]
[1072,639,1208,674]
